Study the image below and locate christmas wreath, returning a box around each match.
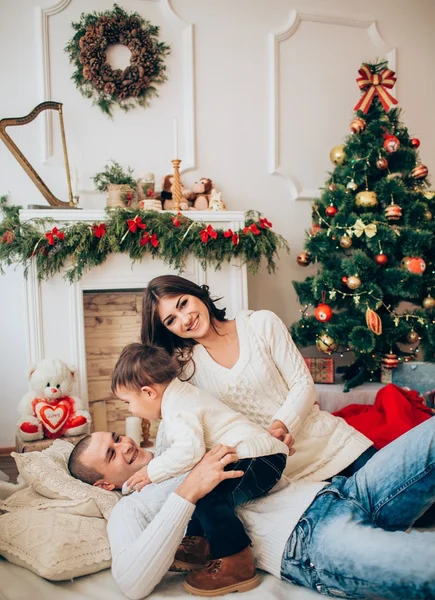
[65,4,171,116]
[0,198,289,282]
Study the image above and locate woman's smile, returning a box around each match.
[187,316,200,332]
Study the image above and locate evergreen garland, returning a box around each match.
[0,198,288,282]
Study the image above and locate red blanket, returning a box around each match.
[333,383,433,449]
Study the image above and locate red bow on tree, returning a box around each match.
[127,216,147,233]
[93,223,106,238]
[259,217,272,229]
[200,225,218,244]
[353,64,398,114]
[224,229,239,246]
[140,232,159,248]
[45,227,65,245]
[243,223,261,235]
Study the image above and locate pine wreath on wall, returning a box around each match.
[65,4,171,117]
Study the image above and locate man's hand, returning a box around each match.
[267,420,296,456]
[125,466,151,493]
[176,444,243,504]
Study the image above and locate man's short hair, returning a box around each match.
[68,435,103,485]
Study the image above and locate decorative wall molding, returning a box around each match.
[269,11,397,201]
[37,0,196,178]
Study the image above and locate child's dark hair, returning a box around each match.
[141,275,227,357]
[111,343,182,394]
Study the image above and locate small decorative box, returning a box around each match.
[304,357,335,384]
[382,361,435,394]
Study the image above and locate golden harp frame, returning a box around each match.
[0,101,77,208]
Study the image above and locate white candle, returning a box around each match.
[173,117,178,159]
[72,165,79,196]
[125,416,142,446]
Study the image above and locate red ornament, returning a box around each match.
[375,253,388,265]
[412,164,428,179]
[384,203,402,221]
[365,308,382,335]
[376,157,388,169]
[407,257,426,275]
[411,138,420,148]
[350,117,366,134]
[383,134,400,153]
[314,303,333,323]
[341,276,348,284]
[325,205,338,217]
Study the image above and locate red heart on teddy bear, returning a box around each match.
[35,400,71,434]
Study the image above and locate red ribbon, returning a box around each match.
[127,216,147,233]
[354,65,398,114]
[259,218,272,229]
[45,227,65,246]
[93,223,106,238]
[243,223,260,235]
[140,232,159,248]
[200,225,218,244]
[224,229,239,246]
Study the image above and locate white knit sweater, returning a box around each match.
[107,475,325,599]
[181,310,373,481]
[147,378,288,483]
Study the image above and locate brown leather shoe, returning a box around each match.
[170,535,211,573]
[183,546,260,596]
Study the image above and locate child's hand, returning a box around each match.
[125,466,151,493]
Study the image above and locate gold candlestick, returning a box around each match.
[171,159,183,211]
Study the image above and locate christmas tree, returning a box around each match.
[291,61,435,390]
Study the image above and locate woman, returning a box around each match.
[141,275,375,481]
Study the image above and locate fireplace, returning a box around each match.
[21,209,248,433]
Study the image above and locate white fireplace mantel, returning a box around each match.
[20,209,248,408]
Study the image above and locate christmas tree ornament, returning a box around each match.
[407,330,419,343]
[353,64,398,114]
[328,182,337,192]
[424,209,433,221]
[347,275,361,290]
[310,224,322,236]
[296,251,312,266]
[314,303,333,322]
[329,145,346,165]
[410,138,420,148]
[341,276,349,284]
[412,164,429,179]
[355,190,378,208]
[365,308,382,335]
[375,252,388,265]
[346,180,358,191]
[325,205,338,217]
[424,191,435,200]
[376,157,388,169]
[400,256,411,269]
[382,353,399,369]
[407,257,426,275]
[384,202,402,221]
[316,334,338,354]
[350,117,366,134]
[352,219,377,238]
[383,134,400,153]
[339,234,352,248]
[423,296,435,309]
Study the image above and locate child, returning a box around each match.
[111,342,289,597]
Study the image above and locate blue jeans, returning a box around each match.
[281,418,435,599]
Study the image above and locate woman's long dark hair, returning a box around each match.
[141,275,227,361]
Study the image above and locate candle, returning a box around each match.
[173,117,178,159]
[72,165,79,196]
[125,416,142,446]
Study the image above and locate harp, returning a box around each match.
[0,101,78,208]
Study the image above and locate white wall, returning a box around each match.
[1,0,434,446]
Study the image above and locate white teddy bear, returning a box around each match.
[17,358,91,442]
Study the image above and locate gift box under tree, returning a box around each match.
[304,358,335,384]
[381,361,435,394]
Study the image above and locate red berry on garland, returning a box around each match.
[314,303,333,323]
[375,252,388,265]
[325,205,338,217]
[411,138,420,148]
[383,134,400,153]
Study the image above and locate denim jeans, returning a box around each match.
[187,452,286,558]
[281,417,435,599]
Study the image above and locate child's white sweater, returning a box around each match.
[147,378,288,484]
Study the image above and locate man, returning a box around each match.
[69,421,435,600]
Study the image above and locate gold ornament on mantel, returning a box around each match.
[423,296,435,310]
[355,190,378,208]
[347,275,361,290]
[339,234,353,248]
[329,145,346,166]
[316,333,339,354]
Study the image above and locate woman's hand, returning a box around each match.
[176,444,243,504]
[267,420,296,456]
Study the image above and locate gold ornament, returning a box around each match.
[329,145,346,166]
[339,235,352,249]
[423,191,435,201]
[423,296,435,309]
[355,190,378,208]
[316,334,338,354]
[347,275,361,290]
[407,330,419,343]
[346,180,358,191]
[424,209,433,221]
[400,256,411,269]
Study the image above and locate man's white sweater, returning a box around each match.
[108,475,326,599]
[183,310,373,481]
[147,378,288,484]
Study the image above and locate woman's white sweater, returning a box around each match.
[107,475,326,599]
[185,310,372,481]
